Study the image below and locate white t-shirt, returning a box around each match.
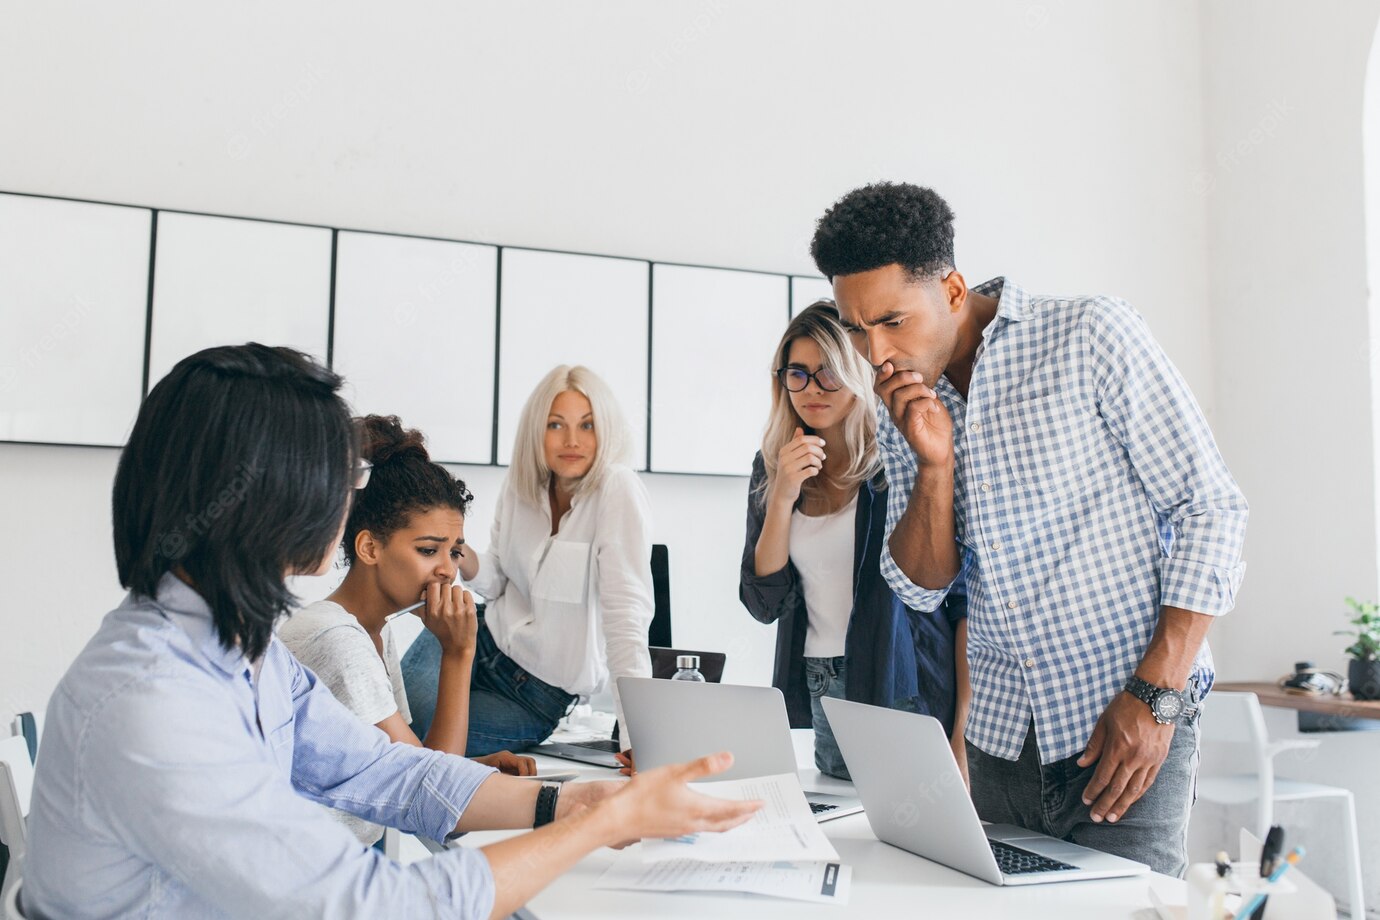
[789,492,859,659]
[467,465,654,746]
[277,599,411,844]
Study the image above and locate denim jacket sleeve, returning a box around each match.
[738,452,801,624]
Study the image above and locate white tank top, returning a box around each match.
[789,491,859,658]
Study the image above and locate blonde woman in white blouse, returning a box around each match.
[402,365,654,761]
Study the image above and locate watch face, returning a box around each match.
[1153,691,1185,722]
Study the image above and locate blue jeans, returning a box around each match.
[805,656,928,782]
[803,656,851,780]
[401,619,577,756]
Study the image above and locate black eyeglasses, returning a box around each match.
[775,366,843,392]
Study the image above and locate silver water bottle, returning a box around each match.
[671,655,706,681]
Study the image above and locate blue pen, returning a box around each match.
[1235,847,1305,919]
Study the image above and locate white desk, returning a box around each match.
[442,731,1185,920]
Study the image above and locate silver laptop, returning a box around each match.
[531,649,731,768]
[617,677,862,823]
[821,696,1150,885]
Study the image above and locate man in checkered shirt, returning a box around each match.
[810,183,1247,877]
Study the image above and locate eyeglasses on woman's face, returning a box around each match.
[354,459,373,490]
[775,366,843,392]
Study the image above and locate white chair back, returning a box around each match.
[1198,691,1279,838]
[0,734,34,917]
[0,736,33,848]
[7,715,40,766]
[1198,690,1269,750]
[1,875,24,920]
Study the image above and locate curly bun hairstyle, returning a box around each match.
[810,181,955,281]
[343,415,474,563]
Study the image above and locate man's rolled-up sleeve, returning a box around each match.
[1087,299,1248,616]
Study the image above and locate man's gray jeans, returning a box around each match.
[967,717,1200,878]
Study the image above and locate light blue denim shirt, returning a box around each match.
[24,573,498,919]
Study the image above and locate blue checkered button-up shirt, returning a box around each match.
[878,278,1248,764]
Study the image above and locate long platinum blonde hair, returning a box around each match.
[757,301,879,506]
[509,364,633,507]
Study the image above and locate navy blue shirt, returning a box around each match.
[738,452,963,731]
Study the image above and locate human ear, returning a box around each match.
[944,270,969,314]
[355,530,382,565]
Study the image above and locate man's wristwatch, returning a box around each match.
[1124,675,1198,725]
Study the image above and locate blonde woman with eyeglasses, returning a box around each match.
[739,301,967,780]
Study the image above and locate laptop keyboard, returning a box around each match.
[989,840,1078,875]
[809,802,838,815]
[569,739,622,753]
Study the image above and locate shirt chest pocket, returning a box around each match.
[989,393,1100,499]
[531,539,592,605]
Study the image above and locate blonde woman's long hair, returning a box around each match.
[757,300,879,507]
[509,364,633,508]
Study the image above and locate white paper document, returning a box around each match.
[640,772,839,864]
[597,854,852,905]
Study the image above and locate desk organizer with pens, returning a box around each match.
[1153,830,1336,920]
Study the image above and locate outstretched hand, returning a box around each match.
[604,751,761,845]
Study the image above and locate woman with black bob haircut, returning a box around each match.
[22,343,758,920]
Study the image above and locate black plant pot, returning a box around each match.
[1348,658,1380,701]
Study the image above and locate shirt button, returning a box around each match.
[1007,600,1018,610]
[981,482,993,492]
[990,540,1001,550]
[970,422,982,433]
[1024,658,1036,669]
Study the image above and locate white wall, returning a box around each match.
[1195,4,1380,912]
[0,0,1218,730]
[1199,0,1380,680]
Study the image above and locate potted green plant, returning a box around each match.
[1337,597,1380,700]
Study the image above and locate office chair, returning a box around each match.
[1,875,23,920]
[649,544,671,647]
[648,648,727,682]
[0,736,33,912]
[1196,691,1365,918]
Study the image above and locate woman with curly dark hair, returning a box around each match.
[279,414,536,847]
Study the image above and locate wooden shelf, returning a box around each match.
[1215,681,1380,720]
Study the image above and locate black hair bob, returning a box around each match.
[113,343,357,661]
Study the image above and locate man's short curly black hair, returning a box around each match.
[810,182,955,281]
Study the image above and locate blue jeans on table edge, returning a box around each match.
[804,656,852,781]
[806,656,931,782]
[401,619,577,757]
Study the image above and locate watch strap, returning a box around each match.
[1124,675,1160,706]
[534,783,560,828]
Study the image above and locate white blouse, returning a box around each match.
[467,464,654,745]
[790,492,859,659]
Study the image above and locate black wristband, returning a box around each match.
[534,783,560,828]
